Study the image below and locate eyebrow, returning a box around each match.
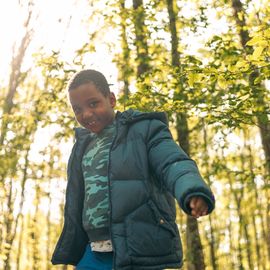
[71,97,99,107]
[86,97,99,101]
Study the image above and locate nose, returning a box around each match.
[82,108,93,120]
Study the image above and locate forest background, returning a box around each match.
[0,0,269,270]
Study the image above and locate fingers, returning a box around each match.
[189,196,208,218]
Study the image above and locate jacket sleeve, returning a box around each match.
[146,119,215,215]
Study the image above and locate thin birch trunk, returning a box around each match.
[228,211,236,269]
[16,216,25,270]
[239,145,253,270]
[32,184,41,270]
[244,129,266,269]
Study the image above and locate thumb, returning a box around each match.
[189,197,198,209]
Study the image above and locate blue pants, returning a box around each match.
[76,245,113,270]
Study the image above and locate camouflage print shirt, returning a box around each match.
[81,122,116,242]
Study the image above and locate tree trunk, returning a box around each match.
[0,199,4,249]
[166,0,206,269]
[132,0,151,77]
[244,129,266,269]
[117,0,131,109]
[266,195,270,267]
[218,147,236,269]
[231,0,270,161]
[243,221,253,270]
[0,9,33,146]
[176,116,205,270]
[228,177,244,270]
[31,184,41,270]
[46,185,52,270]
[202,121,217,270]
[3,181,15,270]
[208,215,217,270]
[231,0,270,260]
[239,147,253,270]
[46,148,57,270]
[228,210,236,269]
[16,216,25,270]
[3,130,33,269]
[0,10,33,265]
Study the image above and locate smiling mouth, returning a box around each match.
[88,121,96,126]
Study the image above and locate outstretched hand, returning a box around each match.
[189,196,208,218]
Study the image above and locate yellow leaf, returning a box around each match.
[264,28,270,38]
[228,65,237,72]
[254,77,262,85]
[252,46,264,59]
[246,36,263,46]
[204,67,217,74]
[187,73,203,88]
[235,60,249,71]
[217,75,228,89]
[188,73,195,88]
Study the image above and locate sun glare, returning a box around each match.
[0,0,88,80]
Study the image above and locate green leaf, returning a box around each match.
[246,36,263,46]
[217,75,228,89]
[252,46,264,59]
[187,73,203,88]
[187,73,196,88]
[254,77,262,85]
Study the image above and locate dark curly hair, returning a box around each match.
[67,69,111,96]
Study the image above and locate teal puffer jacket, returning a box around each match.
[51,109,215,269]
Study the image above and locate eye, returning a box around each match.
[89,101,98,108]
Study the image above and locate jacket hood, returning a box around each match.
[116,109,168,125]
[74,109,168,139]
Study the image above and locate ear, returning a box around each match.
[109,92,116,108]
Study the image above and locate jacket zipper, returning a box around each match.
[55,141,78,251]
[107,119,119,270]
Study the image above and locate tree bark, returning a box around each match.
[32,184,41,270]
[16,217,24,270]
[228,173,244,270]
[231,0,270,176]
[118,0,131,108]
[166,0,206,269]
[176,116,205,270]
[3,147,30,270]
[228,210,237,269]
[46,184,52,270]
[202,121,217,270]
[0,9,33,146]
[132,0,151,77]
[239,147,254,270]
[3,181,15,270]
[231,0,270,261]
[244,129,266,269]
[0,11,34,263]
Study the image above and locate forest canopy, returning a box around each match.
[0,0,269,269]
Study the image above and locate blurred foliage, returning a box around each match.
[0,0,269,269]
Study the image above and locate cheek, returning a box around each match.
[74,114,82,123]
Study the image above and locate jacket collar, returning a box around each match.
[117,109,168,125]
[74,109,168,139]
